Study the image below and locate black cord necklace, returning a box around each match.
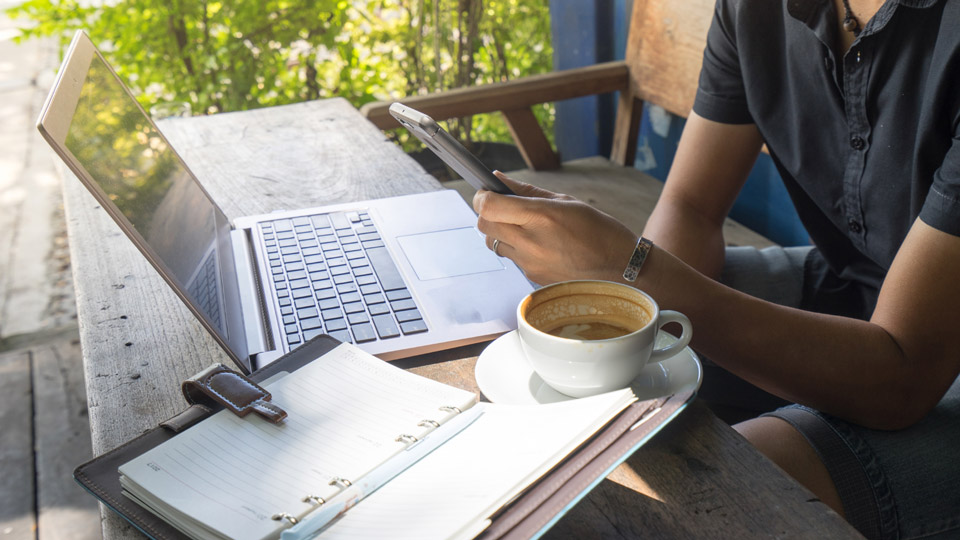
[841,0,862,35]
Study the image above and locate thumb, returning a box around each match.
[494,171,559,199]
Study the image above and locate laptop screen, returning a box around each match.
[64,54,228,334]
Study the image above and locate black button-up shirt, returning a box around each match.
[693,0,960,307]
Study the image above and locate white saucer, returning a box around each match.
[475,330,703,405]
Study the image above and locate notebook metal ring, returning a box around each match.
[329,476,352,488]
[439,405,461,413]
[271,512,299,524]
[302,495,326,506]
[418,419,440,428]
[396,433,418,444]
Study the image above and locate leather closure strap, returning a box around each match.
[181,363,288,424]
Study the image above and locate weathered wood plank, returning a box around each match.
[359,62,630,130]
[548,401,859,539]
[0,350,36,540]
[447,156,776,249]
[32,338,102,540]
[60,98,443,539]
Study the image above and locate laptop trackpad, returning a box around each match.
[397,227,504,281]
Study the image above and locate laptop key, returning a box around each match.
[336,283,357,294]
[289,279,310,290]
[396,309,422,323]
[315,288,336,301]
[363,292,385,305]
[300,318,322,331]
[330,266,351,276]
[372,314,401,338]
[391,299,417,312]
[317,298,339,310]
[303,328,324,341]
[282,314,296,325]
[286,333,301,345]
[386,288,411,301]
[368,303,390,316]
[295,297,315,310]
[351,323,377,343]
[311,214,332,228]
[297,307,318,320]
[343,302,365,314]
[359,284,380,296]
[284,323,299,335]
[347,312,370,325]
[334,274,354,285]
[304,254,324,264]
[365,246,406,291]
[329,329,353,344]
[357,274,377,285]
[400,320,428,335]
[292,288,312,299]
[280,306,294,316]
[362,239,385,249]
[322,307,343,321]
[326,318,348,331]
[330,212,352,230]
[340,292,361,304]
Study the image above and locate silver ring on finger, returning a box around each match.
[492,238,501,256]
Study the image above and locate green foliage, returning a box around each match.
[7,0,553,148]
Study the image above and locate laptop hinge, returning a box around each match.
[231,229,272,357]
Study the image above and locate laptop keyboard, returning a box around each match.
[186,248,223,332]
[259,210,428,349]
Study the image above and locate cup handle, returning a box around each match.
[649,310,693,364]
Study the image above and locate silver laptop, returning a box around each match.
[38,31,533,372]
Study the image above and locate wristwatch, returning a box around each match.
[622,237,653,282]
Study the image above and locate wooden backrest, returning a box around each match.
[611,0,715,164]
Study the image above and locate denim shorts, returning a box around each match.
[707,246,960,540]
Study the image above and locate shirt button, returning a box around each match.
[850,136,866,150]
[848,218,862,233]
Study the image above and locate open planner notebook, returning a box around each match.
[115,341,636,540]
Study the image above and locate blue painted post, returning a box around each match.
[548,0,615,160]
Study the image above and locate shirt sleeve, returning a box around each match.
[693,0,755,125]
[919,132,960,237]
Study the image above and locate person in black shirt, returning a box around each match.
[474,0,960,538]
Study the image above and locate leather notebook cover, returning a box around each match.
[74,335,695,540]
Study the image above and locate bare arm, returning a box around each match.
[642,111,764,278]
[638,218,960,430]
[473,113,960,429]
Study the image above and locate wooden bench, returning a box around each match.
[361,0,774,249]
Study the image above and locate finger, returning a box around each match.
[493,171,558,199]
[474,188,558,227]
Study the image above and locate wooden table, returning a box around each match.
[61,98,861,539]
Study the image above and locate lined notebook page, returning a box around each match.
[318,389,635,540]
[119,344,477,540]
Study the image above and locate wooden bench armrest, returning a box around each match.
[360,60,629,130]
[361,61,627,170]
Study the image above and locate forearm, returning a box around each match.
[643,194,727,279]
[639,246,932,430]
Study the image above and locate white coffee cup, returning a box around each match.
[517,280,692,398]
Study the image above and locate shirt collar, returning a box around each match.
[787,0,940,40]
